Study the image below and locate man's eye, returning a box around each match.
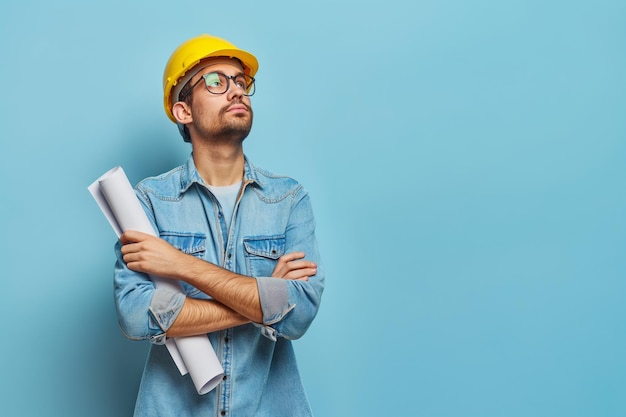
[234,77,248,89]
[205,73,222,87]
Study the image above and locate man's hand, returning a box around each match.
[120,230,190,279]
[271,252,317,281]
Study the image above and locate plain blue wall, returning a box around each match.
[1,1,625,416]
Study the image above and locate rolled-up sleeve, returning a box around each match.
[254,189,325,340]
[149,286,186,336]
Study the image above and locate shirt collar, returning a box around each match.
[179,153,264,193]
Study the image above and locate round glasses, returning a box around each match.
[180,71,256,100]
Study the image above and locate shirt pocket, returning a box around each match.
[243,234,286,277]
[160,231,207,257]
[159,231,207,297]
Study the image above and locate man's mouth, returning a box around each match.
[226,104,249,113]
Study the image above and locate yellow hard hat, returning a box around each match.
[162,34,259,123]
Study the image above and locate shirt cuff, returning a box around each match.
[256,276,291,323]
[254,276,297,341]
[148,286,186,339]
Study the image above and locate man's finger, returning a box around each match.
[279,252,306,262]
[120,230,151,244]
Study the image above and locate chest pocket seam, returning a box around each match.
[243,235,286,259]
[159,231,206,255]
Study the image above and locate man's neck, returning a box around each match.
[191,141,245,186]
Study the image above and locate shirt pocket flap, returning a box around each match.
[160,231,206,255]
[243,235,286,260]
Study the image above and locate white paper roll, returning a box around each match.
[88,166,224,395]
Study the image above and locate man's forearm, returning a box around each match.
[120,231,265,323]
[174,254,264,323]
[166,297,250,337]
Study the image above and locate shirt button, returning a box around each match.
[223,375,228,381]
[221,411,226,416]
[227,253,232,259]
[224,337,230,343]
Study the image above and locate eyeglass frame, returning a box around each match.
[178,70,256,101]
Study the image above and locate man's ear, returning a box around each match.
[172,101,193,124]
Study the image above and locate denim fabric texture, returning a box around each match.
[113,154,324,417]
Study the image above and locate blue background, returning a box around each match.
[1,1,625,416]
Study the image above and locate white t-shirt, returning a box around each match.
[207,181,242,228]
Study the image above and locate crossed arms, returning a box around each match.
[119,230,317,338]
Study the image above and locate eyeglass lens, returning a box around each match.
[203,72,255,96]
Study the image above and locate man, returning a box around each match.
[114,34,324,417]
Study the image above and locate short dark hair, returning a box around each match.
[177,122,192,143]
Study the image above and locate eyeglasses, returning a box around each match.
[180,71,256,100]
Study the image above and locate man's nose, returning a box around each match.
[227,82,245,100]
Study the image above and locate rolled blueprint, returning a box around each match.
[88,166,224,395]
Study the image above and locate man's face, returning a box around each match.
[185,58,254,143]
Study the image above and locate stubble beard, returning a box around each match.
[195,104,254,144]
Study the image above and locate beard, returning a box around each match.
[193,102,253,144]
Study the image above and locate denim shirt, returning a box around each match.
[113,155,324,417]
